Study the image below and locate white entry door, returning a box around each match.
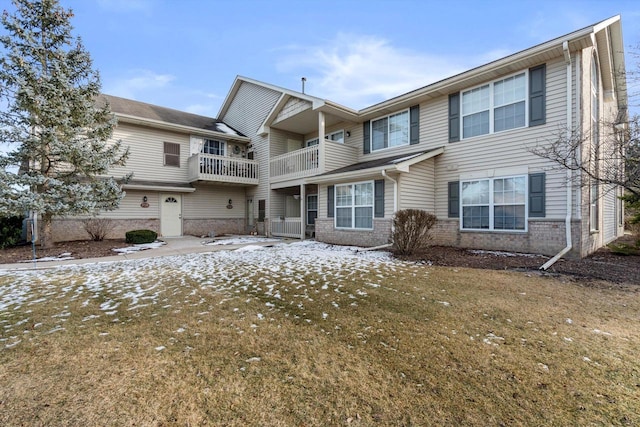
[161,194,182,236]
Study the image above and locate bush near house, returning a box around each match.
[125,229,158,244]
[83,217,115,241]
[392,209,437,255]
[0,216,23,249]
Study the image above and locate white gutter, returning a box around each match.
[381,169,398,247]
[541,40,574,270]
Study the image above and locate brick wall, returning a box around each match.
[183,218,245,237]
[52,218,160,242]
[315,218,392,247]
[431,219,583,257]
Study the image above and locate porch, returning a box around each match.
[269,184,318,239]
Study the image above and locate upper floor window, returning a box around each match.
[462,72,526,138]
[328,130,344,144]
[203,139,225,156]
[163,142,180,167]
[371,110,409,152]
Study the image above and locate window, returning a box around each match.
[307,194,318,225]
[335,182,374,229]
[590,181,599,231]
[258,199,265,222]
[164,142,180,167]
[461,176,526,231]
[461,72,526,138]
[307,130,344,147]
[202,139,225,156]
[328,130,344,144]
[371,110,409,152]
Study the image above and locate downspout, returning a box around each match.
[540,40,573,270]
[362,169,397,251]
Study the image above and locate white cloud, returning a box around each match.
[103,69,175,99]
[276,33,469,109]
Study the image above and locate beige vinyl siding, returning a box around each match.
[110,123,190,183]
[100,190,160,219]
[324,141,358,173]
[274,97,312,124]
[182,186,246,219]
[270,129,302,157]
[432,56,574,221]
[398,159,435,213]
[220,81,281,221]
[270,191,286,217]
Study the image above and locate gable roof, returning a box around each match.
[100,94,248,140]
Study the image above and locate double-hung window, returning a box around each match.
[461,176,526,231]
[335,182,374,229]
[462,72,526,138]
[371,110,409,151]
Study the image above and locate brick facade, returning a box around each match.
[183,218,245,237]
[315,218,392,247]
[431,219,583,258]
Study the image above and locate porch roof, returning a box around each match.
[309,147,444,183]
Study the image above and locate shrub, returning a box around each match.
[0,216,24,249]
[83,217,115,241]
[392,209,437,255]
[125,229,158,244]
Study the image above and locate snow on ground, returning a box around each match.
[18,252,75,263]
[0,241,399,350]
[468,250,546,258]
[205,236,281,246]
[112,241,166,255]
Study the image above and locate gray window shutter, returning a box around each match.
[363,121,370,154]
[374,180,384,218]
[529,64,546,126]
[448,181,459,218]
[410,105,420,145]
[448,93,460,142]
[529,173,546,217]
[327,185,334,218]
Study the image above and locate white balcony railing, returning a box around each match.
[188,153,259,185]
[271,217,302,238]
[270,145,319,180]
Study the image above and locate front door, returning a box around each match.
[161,194,182,236]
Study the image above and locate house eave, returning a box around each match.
[115,113,251,143]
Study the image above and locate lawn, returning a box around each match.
[1,241,639,426]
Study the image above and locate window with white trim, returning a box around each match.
[461,176,527,231]
[335,181,374,229]
[328,130,344,144]
[202,139,225,156]
[462,72,526,139]
[371,110,409,151]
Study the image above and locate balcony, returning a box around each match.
[188,153,259,185]
[270,145,319,181]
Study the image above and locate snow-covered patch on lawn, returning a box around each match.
[468,250,546,258]
[0,241,396,350]
[18,252,75,263]
[112,241,166,255]
[205,236,281,246]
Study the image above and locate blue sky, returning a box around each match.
[9,0,640,117]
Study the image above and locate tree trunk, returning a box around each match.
[40,213,55,249]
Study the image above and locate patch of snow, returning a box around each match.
[245,357,261,363]
[234,245,266,253]
[19,253,75,263]
[155,346,166,351]
[468,249,546,258]
[565,318,573,324]
[112,241,166,255]
[215,122,240,136]
[206,236,280,246]
[437,301,451,307]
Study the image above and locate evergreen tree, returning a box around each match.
[0,0,128,248]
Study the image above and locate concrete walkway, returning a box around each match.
[0,236,292,271]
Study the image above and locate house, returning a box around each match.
[52,95,259,241]
[54,16,626,259]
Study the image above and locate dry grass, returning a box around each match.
[0,248,639,426]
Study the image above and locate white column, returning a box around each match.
[318,111,326,174]
[300,184,306,240]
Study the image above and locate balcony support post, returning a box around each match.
[300,184,306,240]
